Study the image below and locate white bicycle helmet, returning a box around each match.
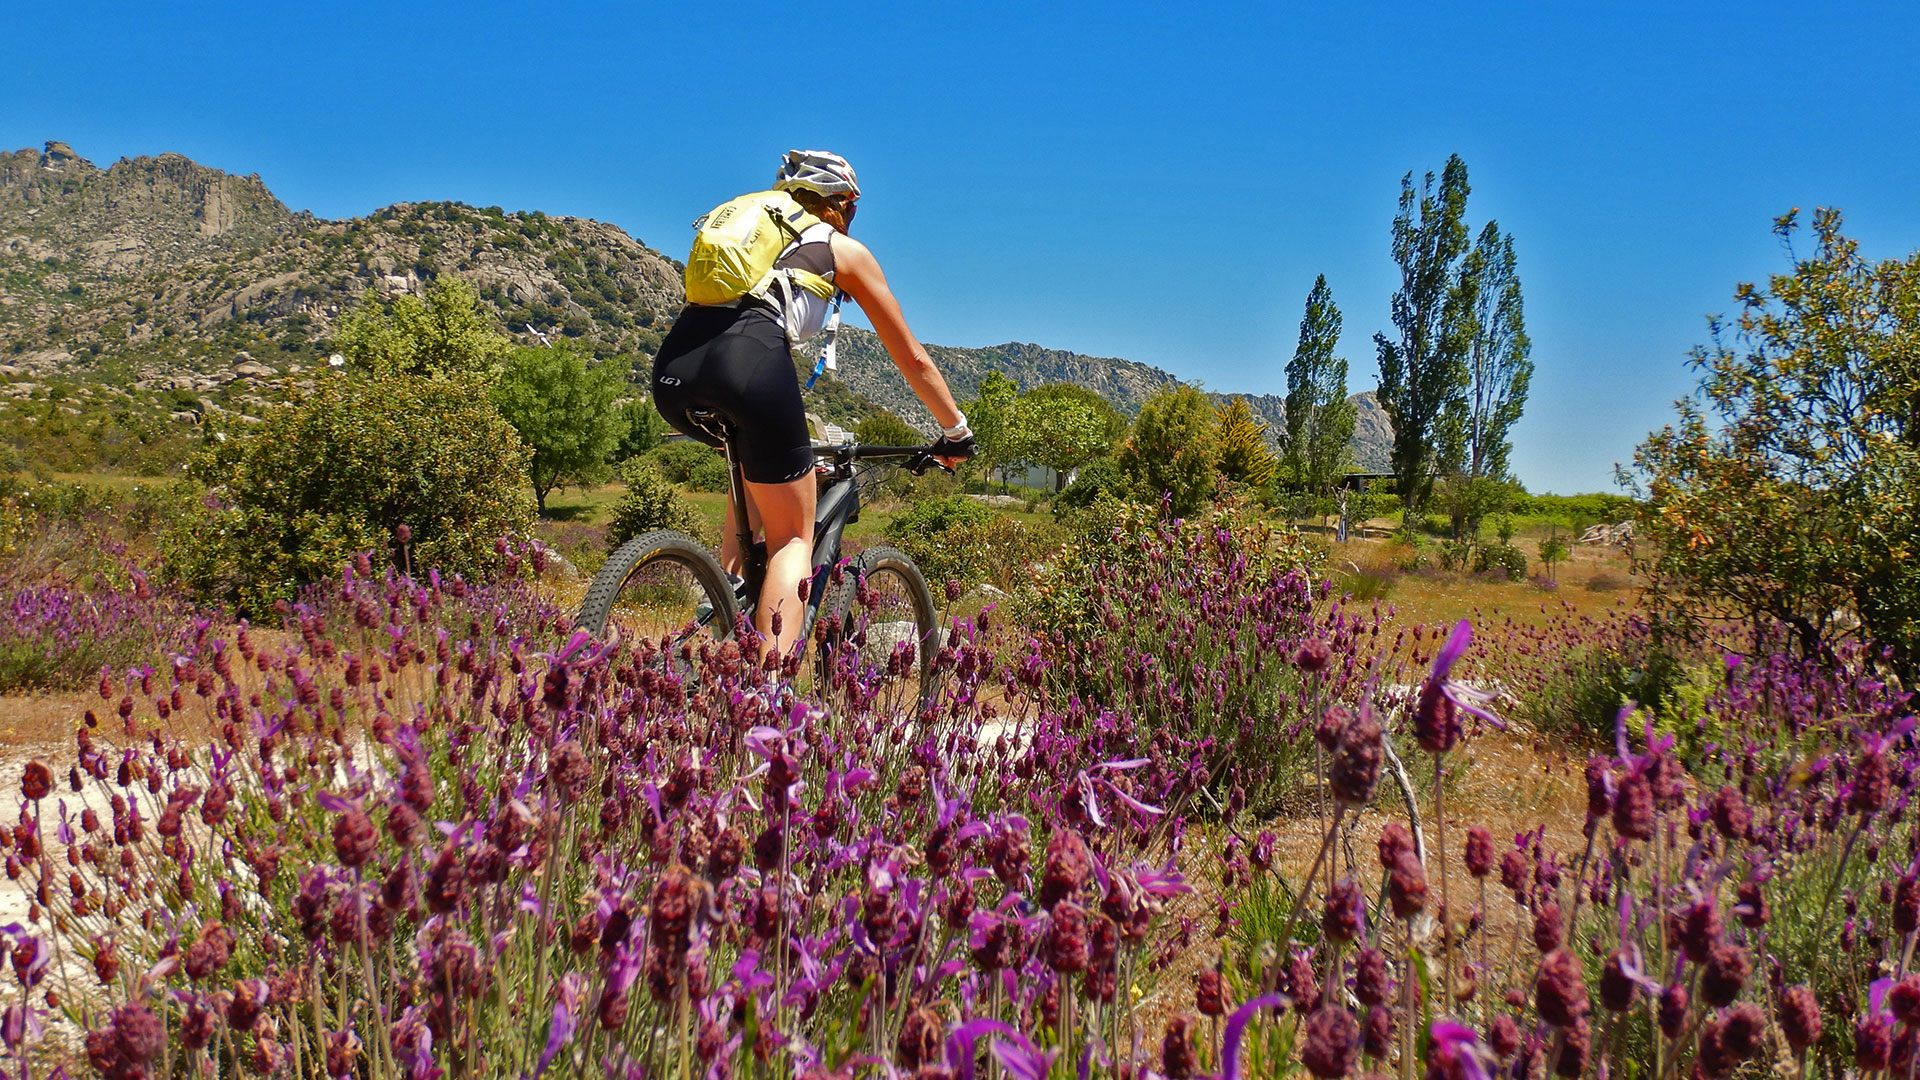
[773,150,861,198]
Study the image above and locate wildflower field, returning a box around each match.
[0,484,1912,1080]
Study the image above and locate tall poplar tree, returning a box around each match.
[1444,221,1532,483]
[1284,274,1355,498]
[1374,155,1472,518]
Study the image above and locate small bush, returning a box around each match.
[884,493,996,541]
[1472,541,1529,582]
[1053,457,1132,514]
[171,372,533,616]
[1517,629,1689,739]
[1333,563,1398,601]
[1387,540,1429,573]
[645,439,730,492]
[883,494,1043,590]
[1586,573,1626,592]
[607,459,709,548]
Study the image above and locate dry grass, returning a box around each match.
[1326,529,1642,629]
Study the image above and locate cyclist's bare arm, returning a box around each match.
[831,234,966,433]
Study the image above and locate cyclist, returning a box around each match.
[652,149,975,658]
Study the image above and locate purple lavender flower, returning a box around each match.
[1327,703,1383,805]
[1700,942,1750,1007]
[1039,828,1094,908]
[1299,1005,1359,1078]
[1536,948,1589,1026]
[1161,1015,1199,1079]
[1778,983,1822,1052]
[1426,1020,1492,1080]
[1463,826,1493,878]
[1218,993,1286,1080]
[1353,947,1392,1007]
[1321,877,1367,944]
[1412,619,1502,753]
[1657,983,1689,1039]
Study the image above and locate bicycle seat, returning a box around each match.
[685,408,733,444]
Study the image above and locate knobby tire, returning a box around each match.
[574,529,739,644]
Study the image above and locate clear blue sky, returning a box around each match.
[7,0,1919,493]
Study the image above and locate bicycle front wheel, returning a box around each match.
[820,545,941,702]
[574,530,739,646]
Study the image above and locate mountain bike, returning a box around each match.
[573,409,963,696]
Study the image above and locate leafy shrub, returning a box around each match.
[1386,539,1429,573]
[606,459,708,547]
[171,372,533,615]
[1053,456,1132,513]
[1117,385,1219,516]
[1509,490,1637,524]
[885,493,995,540]
[1333,563,1398,601]
[1018,500,1347,812]
[610,397,667,461]
[854,410,924,447]
[1586,573,1626,592]
[644,439,730,492]
[1512,622,1690,739]
[1472,540,1529,581]
[881,494,1041,590]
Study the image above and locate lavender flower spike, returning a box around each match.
[1428,1019,1493,1080]
[946,1019,1055,1080]
[531,972,589,1078]
[1220,993,1287,1080]
[1414,619,1504,753]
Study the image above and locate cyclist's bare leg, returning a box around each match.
[742,473,816,658]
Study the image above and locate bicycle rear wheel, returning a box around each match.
[820,545,941,703]
[574,530,739,645]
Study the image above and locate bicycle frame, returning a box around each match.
[698,411,932,633]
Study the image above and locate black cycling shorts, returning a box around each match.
[651,305,814,485]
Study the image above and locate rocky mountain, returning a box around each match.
[1,141,682,378]
[0,140,1391,470]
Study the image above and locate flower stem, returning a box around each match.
[1434,756,1453,1006]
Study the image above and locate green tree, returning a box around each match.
[491,343,630,514]
[1118,385,1219,516]
[611,397,668,462]
[965,371,1026,492]
[1447,222,1533,483]
[330,277,511,381]
[1375,155,1472,520]
[1284,274,1356,499]
[1629,208,1920,674]
[1014,384,1127,491]
[170,372,533,616]
[1538,527,1569,584]
[1436,221,1533,540]
[855,411,924,447]
[1215,395,1277,490]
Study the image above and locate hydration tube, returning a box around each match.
[805,294,844,390]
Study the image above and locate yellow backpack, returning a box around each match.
[684,190,836,306]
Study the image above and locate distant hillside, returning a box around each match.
[0,140,1389,469]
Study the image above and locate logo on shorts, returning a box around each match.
[659,376,682,386]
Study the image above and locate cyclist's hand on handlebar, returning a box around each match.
[929,432,976,471]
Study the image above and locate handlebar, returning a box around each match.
[815,437,976,475]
